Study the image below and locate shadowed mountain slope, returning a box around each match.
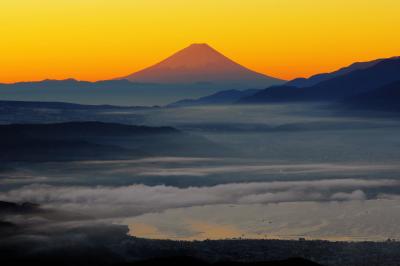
[343,80,400,112]
[286,57,394,88]
[239,57,400,103]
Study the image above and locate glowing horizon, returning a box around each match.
[1,0,400,83]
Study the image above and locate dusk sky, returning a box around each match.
[1,0,400,83]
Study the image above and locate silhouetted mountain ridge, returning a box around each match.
[239,57,400,103]
[286,57,395,88]
[169,89,260,107]
[0,99,150,110]
[0,78,264,106]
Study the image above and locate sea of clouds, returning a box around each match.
[1,178,399,219]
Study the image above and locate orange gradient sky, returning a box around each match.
[1,0,400,83]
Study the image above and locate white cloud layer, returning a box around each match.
[0,179,398,219]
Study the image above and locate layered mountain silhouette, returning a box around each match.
[239,57,400,104]
[120,43,283,87]
[169,89,260,107]
[286,57,393,88]
[1,45,398,109]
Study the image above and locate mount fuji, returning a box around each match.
[120,43,283,87]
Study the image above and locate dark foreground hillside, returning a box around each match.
[0,121,228,161]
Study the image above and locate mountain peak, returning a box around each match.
[187,43,211,48]
[120,44,284,86]
[181,43,219,55]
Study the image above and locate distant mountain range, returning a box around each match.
[0,44,283,106]
[159,56,399,110]
[286,58,394,88]
[1,48,399,111]
[0,99,139,110]
[169,89,260,107]
[0,79,224,106]
[237,57,400,111]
